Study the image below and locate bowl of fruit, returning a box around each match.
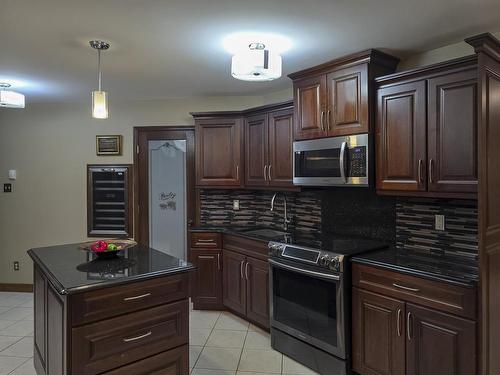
[79,239,137,259]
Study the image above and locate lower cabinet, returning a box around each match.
[223,248,270,329]
[352,288,405,375]
[190,249,223,309]
[352,264,477,375]
[406,303,476,375]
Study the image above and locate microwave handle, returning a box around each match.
[339,141,348,183]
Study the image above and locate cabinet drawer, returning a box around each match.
[190,232,222,249]
[352,263,476,319]
[71,273,189,326]
[101,345,189,375]
[72,300,188,375]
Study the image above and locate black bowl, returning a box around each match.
[93,250,122,259]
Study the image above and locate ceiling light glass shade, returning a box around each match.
[231,49,282,81]
[0,90,25,108]
[92,90,108,119]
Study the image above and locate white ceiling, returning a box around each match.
[1,0,499,103]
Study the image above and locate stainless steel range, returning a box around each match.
[268,237,387,375]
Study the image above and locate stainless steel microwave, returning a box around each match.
[293,134,370,186]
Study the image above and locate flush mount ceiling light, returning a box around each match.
[231,42,282,82]
[89,40,110,119]
[0,83,25,108]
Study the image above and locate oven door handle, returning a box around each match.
[339,141,348,183]
[269,259,340,281]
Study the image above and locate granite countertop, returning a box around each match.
[189,225,289,243]
[28,243,195,295]
[351,247,479,287]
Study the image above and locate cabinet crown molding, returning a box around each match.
[288,49,400,80]
[465,32,500,62]
[190,100,293,119]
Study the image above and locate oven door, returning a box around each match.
[269,258,346,359]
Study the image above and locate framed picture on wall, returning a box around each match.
[96,135,122,156]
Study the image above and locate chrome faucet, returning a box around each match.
[270,193,292,232]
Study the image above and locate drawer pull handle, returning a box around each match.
[123,293,151,301]
[197,239,215,243]
[392,283,420,293]
[123,331,152,343]
[397,308,402,337]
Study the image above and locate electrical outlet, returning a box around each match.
[435,215,445,231]
[3,183,12,193]
[233,200,240,210]
[13,261,19,271]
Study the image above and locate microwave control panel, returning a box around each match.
[349,146,367,177]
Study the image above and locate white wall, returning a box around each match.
[398,31,500,70]
[0,95,266,284]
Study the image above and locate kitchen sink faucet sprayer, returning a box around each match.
[270,193,292,232]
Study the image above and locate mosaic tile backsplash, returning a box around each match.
[199,189,478,260]
[396,198,478,259]
[199,189,322,234]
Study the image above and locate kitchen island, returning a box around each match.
[28,243,195,375]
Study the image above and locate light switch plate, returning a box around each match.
[435,214,445,231]
[233,200,240,210]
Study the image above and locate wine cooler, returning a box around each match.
[87,165,132,237]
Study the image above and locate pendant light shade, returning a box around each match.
[231,43,282,81]
[90,40,110,119]
[0,84,25,108]
[92,91,108,119]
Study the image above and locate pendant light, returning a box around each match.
[89,40,110,119]
[231,43,282,82]
[0,83,25,108]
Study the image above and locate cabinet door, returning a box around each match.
[245,257,270,329]
[245,114,269,187]
[406,303,476,375]
[268,108,294,187]
[195,118,243,187]
[376,81,427,191]
[222,249,246,315]
[352,288,406,375]
[293,75,327,140]
[190,249,223,310]
[427,70,478,193]
[326,64,368,136]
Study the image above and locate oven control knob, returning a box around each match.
[329,256,341,271]
[319,255,330,267]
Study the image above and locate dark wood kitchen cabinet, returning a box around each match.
[375,56,478,198]
[222,249,247,315]
[223,234,270,329]
[406,303,476,375]
[352,263,477,375]
[190,232,223,310]
[289,50,399,140]
[352,288,405,375]
[245,106,295,188]
[194,117,244,187]
[376,81,427,192]
[192,101,294,189]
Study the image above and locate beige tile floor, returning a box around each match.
[0,293,318,375]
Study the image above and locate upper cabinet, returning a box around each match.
[375,56,478,198]
[289,50,400,140]
[246,107,295,188]
[194,117,244,187]
[192,101,295,189]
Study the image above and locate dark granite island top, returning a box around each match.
[28,242,195,295]
[28,243,193,375]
